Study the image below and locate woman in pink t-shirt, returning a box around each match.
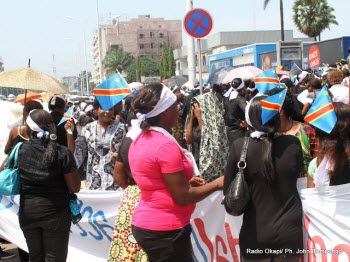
[128,84,224,262]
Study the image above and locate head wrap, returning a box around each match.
[49,95,65,106]
[80,102,87,111]
[298,71,308,83]
[224,79,244,100]
[127,85,177,140]
[84,105,94,113]
[26,110,49,139]
[245,94,267,139]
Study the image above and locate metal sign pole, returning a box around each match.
[198,39,203,95]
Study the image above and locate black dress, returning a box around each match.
[224,135,304,259]
[224,94,247,145]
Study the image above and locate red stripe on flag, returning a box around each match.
[261,100,281,110]
[254,78,279,84]
[93,88,131,96]
[62,115,71,119]
[304,103,333,123]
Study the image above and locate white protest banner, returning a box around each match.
[1,179,350,261]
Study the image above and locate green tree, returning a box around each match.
[126,57,159,83]
[102,48,134,77]
[264,0,285,41]
[160,41,169,80]
[293,0,338,41]
[168,45,176,78]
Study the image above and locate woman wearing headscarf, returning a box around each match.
[224,78,247,144]
[0,109,81,262]
[266,88,319,177]
[128,83,224,262]
[49,95,77,147]
[186,91,229,182]
[224,95,303,261]
[64,98,126,190]
[307,102,350,188]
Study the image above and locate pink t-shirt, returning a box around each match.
[129,130,195,231]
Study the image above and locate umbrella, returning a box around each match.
[128,82,144,91]
[207,66,234,85]
[164,75,189,88]
[0,61,69,95]
[40,92,60,102]
[142,77,161,85]
[13,92,42,104]
[221,66,263,84]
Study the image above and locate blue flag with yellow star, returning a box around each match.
[304,86,337,134]
[289,64,302,80]
[261,88,287,125]
[254,67,280,94]
[93,72,131,111]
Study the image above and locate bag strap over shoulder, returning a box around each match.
[237,135,249,170]
[6,142,23,167]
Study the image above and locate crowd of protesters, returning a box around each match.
[0,59,349,262]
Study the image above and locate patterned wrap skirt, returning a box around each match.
[108,185,148,262]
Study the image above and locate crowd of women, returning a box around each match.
[0,64,349,262]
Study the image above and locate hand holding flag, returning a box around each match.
[93,72,131,111]
[58,107,75,126]
[254,67,280,94]
[261,88,287,125]
[304,86,337,134]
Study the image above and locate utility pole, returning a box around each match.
[96,0,103,84]
[186,0,196,89]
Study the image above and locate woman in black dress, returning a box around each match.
[224,96,303,262]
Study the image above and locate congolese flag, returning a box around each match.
[93,72,131,111]
[58,107,74,126]
[289,64,302,80]
[304,86,337,134]
[261,88,287,125]
[254,67,280,94]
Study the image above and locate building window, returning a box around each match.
[150,43,153,48]
[139,34,144,39]
[160,44,163,48]
[140,55,145,58]
[159,33,164,38]
[140,26,143,29]
[150,32,153,38]
[140,44,144,49]
[203,56,206,65]
[159,25,162,28]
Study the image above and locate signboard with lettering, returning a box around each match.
[309,45,321,69]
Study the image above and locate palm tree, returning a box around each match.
[293,0,338,41]
[102,48,134,77]
[264,0,285,41]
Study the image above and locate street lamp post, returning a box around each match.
[96,0,103,84]
[66,16,89,96]
[65,38,84,95]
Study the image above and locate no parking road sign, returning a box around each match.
[184,9,213,39]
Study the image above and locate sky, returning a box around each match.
[0,0,349,78]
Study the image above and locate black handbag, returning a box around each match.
[222,135,250,216]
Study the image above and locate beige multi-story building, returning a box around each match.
[92,15,182,84]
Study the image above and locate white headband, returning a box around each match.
[84,105,94,113]
[225,80,245,99]
[127,86,177,140]
[245,94,267,139]
[247,87,257,92]
[26,110,49,139]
